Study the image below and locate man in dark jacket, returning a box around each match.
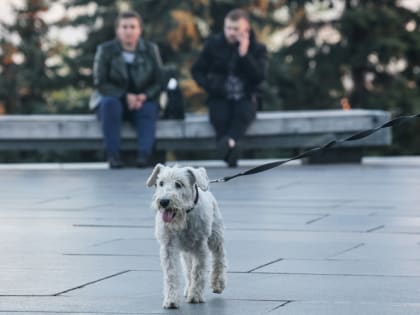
[91,11,161,168]
[191,8,268,167]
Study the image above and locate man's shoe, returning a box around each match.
[136,152,151,168]
[108,156,124,169]
[217,137,230,161]
[226,145,239,168]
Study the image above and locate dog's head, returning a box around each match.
[147,164,209,229]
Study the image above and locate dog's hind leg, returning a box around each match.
[208,228,227,294]
[160,244,180,309]
[181,252,192,297]
[186,242,208,303]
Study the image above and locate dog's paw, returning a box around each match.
[163,299,179,309]
[186,293,205,304]
[212,277,226,294]
[183,285,189,297]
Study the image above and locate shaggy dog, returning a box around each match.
[147,164,227,309]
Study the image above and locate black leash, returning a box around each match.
[210,113,420,183]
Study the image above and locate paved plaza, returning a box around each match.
[1,158,420,314]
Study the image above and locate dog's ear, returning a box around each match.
[146,163,164,187]
[186,167,209,191]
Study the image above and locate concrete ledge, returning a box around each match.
[0,109,392,152]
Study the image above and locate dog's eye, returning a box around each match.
[159,181,164,187]
[175,182,182,189]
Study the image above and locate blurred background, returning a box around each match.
[1,0,420,162]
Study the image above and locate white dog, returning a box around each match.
[147,164,227,309]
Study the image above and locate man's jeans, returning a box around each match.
[97,96,159,157]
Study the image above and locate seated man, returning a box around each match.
[191,8,268,167]
[91,11,161,168]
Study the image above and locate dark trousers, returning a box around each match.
[208,97,256,142]
[97,96,159,157]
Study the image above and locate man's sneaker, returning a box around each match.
[217,136,230,161]
[226,145,239,168]
[108,155,124,169]
[136,152,151,168]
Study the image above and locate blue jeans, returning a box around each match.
[97,96,159,157]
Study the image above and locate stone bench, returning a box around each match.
[0,109,392,163]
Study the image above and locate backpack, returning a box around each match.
[150,44,185,120]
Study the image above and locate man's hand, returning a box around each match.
[137,93,147,105]
[236,19,250,56]
[127,93,147,110]
[237,30,249,56]
[127,93,138,110]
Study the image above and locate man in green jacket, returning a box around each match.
[91,11,161,168]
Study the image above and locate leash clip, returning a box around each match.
[210,178,226,184]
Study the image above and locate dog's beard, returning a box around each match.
[154,198,188,231]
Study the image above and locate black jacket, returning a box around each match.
[90,39,161,110]
[191,32,268,100]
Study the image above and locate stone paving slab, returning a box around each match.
[1,160,420,314]
[269,301,420,315]
[258,258,420,277]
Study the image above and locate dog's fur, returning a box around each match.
[147,164,227,309]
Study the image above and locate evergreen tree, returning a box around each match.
[266,0,343,110]
[59,0,120,89]
[0,36,19,114]
[1,0,62,113]
[267,0,420,153]
[337,0,420,113]
[332,0,420,154]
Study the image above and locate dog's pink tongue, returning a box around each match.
[162,209,175,223]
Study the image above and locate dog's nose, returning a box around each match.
[159,199,170,208]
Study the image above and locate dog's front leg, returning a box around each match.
[186,242,208,303]
[181,252,192,297]
[208,229,227,294]
[160,244,180,309]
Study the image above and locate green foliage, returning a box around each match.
[0,0,66,113]
[59,0,120,89]
[265,0,420,153]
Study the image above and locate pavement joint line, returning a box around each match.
[225,211,329,216]
[287,257,420,262]
[36,196,72,204]
[89,238,126,247]
[52,270,131,296]
[227,298,291,302]
[275,181,301,190]
[0,294,54,297]
[245,271,420,278]
[305,214,330,225]
[368,213,420,217]
[327,242,365,259]
[246,258,284,273]
[366,224,385,233]
[267,300,294,313]
[62,253,157,257]
[80,203,115,210]
[225,227,372,233]
[126,269,414,277]
[385,231,420,235]
[73,224,152,228]
[0,311,154,314]
[223,204,339,210]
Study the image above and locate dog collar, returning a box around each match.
[186,185,199,214]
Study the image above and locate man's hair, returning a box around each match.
[115,11,143,28]
[225,8,250,22]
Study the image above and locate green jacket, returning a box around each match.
[90,38,162,110]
